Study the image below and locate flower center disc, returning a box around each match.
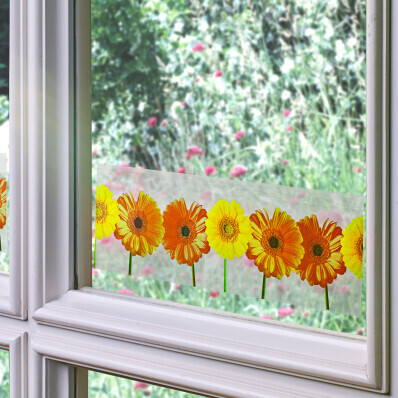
[96,202,108,222]
[181,225,190,237]
[268,236,279,249]
[134,217,143,229]
[127,211,147,234]
[219,217,238,241]
[313,244,323,256]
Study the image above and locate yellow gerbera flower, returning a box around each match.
[95,184,120,240]
[340,216,364,279]
[205,199,252,260]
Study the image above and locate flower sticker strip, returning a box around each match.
[0,154,9,256]
[94,165,364,316]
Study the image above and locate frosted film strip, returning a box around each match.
[95,165,364,316]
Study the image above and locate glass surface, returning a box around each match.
[91,0,366,334]
[0,0,10,273]
[89,371,201,397]
[0,350,10,396]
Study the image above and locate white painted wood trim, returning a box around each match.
[0,0,29,319]
[33,288,374,390]
[32,327,390,398]
[0,326,27,398]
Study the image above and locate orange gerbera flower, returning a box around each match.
[246,208,304,279]
[0,178,6,229]
[114,191,164,257]
[162,198,210,266]
[297,215,346,287]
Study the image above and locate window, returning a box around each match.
[91,0,366,334]
[0,0,394,396]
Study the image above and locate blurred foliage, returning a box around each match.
[0,1,9,97]
[0,350,9,397]
[92,0,366,195]
[89,370,198,398]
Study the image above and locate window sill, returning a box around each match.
[33,288,381,392]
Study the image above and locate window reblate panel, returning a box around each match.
[89,371,201,397]
[91,0,366,334]
[0,0,9,274]
[0,350,10,397]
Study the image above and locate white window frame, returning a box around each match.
[0,0,28,319]
[0,0,396,396]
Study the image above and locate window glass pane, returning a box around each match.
[91,0,366,335]
[89,371,201,397]
[0,350,10,396]
[0,0,9,273]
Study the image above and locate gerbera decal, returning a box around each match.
[246,208,304,299]
[94,184,120,268]
[297,214,346,310]
[115,191,164,275]
[205,199,252,292]
[341,216,364,279]
[0,178,6,251]
[162,198,210,287]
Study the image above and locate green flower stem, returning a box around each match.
[261,274,266,300]
[325,284,329,311]
[192,264,196,287]
[128,253,132,276]
[93,238,96,269]
[224,258,227,293]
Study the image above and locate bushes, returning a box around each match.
[92,0,365,195]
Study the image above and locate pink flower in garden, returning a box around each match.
[194,77,200,83]
[278,307,294,318]
[214,70,223,78]
[316,285,324,294]
[235,130,246,140]
[302,311,310,318]
[204,166,216,176]
[148,116,157,128]
[177,167,186,174]
[243,256,255,267]
[92,151,97,156]
[186,145,203,160]
[230,165,247,178]
[134,382,149,390]
[193,43,205,52]
[261,314,274,320]
[277,283,286,292]
[356,328,365,336]
[118,288,136,295]
[282,160,289,166]
[92,187,95,193]
[209,290,220,298]
[352,166,362,173]
[161,119,168,127]
[283,109,291,118]
[131,146,136,151]
[337,285,351,295]
[141,266,155,276]
[200,190,212,201]
[171,283,182,292]
[180,102,186,108]
[317,209,343,225]
[286,125,293,132]
[92,268,99,276]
